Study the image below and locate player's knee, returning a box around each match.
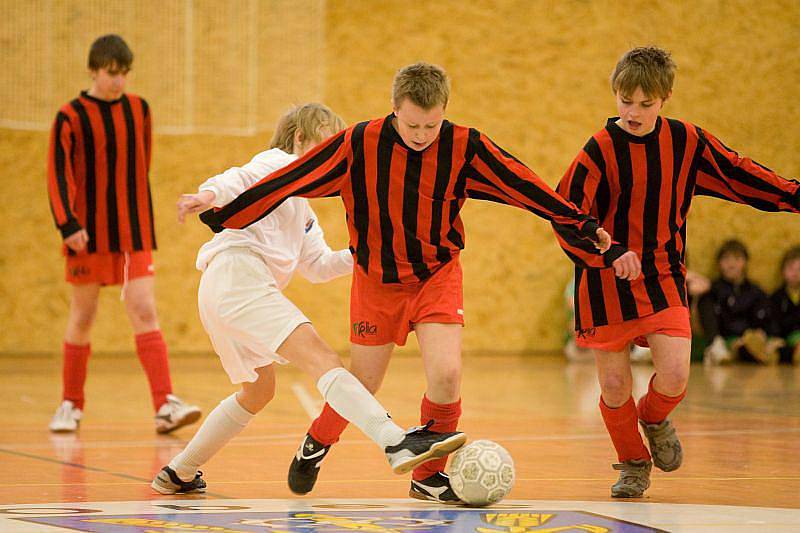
[429,368,461,399]
[128,302,158,327]
[69,308,97,333]
[658,369,689,395]
[599,374,631,399]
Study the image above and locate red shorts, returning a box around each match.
[350,257,464,346]
[65,251,154,286]
[575,306,691,352]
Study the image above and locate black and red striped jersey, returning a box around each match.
[201,114,615,284]
[47,91,156,255]
[557,116,800,331]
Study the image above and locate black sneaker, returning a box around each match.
[288,433,331,495]
[409,472,464,504]
[385,420,467,475]
[151,466,206,495]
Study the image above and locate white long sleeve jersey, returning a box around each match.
[195,148,353,289]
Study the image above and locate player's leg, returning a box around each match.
[124,275,201,432]
[278,323,465,476]
[50,283,100,432]
[637,334,690,472]
[290,341,396,494]
[595,347,652,498]
[409,322,464,503]
[152,364,276,495]
[309,342,395,446]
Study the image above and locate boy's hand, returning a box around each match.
[64,229,89,252]
[595,227,612,253]
[612,251,641,281]
[177,191,216,223]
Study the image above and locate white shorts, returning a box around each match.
[198,248,309,384]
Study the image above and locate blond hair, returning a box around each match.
[392,62,450,109]
[611,46,676,99]
[269,103,346,154]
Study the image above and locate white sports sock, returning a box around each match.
[169,393,254,481]
[316,367,405,449]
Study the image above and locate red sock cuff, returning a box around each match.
[64,342,90,353]
[599,395,637,424]
[309,403,349,446]
[647,374,686,402]
[638,374,685,425]
[421,395,462,419]
[135,330,164,346]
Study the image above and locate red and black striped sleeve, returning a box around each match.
[200,129,350,232]
[694,126,800,212]
[462,129,618,267]
[143,99,152,172]
[47,111,82,239]
[553,139,627,268]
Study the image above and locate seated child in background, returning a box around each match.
[769,246,800,365]
[699,239,782,365]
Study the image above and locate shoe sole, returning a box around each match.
[392,433,467,475]
[49,426,78,433]
[408,488,464,505]
[156,409,202,434]
[611,490,644,498]
[150,478,206,495]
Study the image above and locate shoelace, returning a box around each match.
[405,419,435,435]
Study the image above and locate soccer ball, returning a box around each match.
[447,439,515,506]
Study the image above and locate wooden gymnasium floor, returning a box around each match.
[1,352,799,532]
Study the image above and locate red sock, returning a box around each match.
[134,330,173,411]
[309,403,349,445]
[599,396,650,462]
[413,396,462,481]
[62,342,90,410]
[637,374,686,424]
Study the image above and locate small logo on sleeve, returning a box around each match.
[576,327,597,339]
[305,219,315,233]
[352,321,378,337]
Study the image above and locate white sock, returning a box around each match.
[169,393,254,481]
[316,367,405,449]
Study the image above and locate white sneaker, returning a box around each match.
[630,345,653,364]
[155,394,202,434]
[704,336,732,366]
[49,400,82,433]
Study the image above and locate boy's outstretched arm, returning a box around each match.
[199,129,351,232]
[553,142,640,279]
[694,126,800,212]
[464,129,631,271]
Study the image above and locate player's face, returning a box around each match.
[719,253,747,283]
[392,99,445,151]
[615,87,668,137]
[783,258,800,288]
[90,63,129,101]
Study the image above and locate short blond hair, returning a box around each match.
[269,103,346,154]
[392,62,450,109]
[611,46,676,99]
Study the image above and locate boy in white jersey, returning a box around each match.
[151,104,466,494]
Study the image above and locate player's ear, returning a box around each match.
[662,91,672,106]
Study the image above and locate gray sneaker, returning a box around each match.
[640,418,682,472]
[611,459,652,498]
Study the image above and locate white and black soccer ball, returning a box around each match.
[447,439,515,506]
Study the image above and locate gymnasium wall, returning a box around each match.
[1,0,798,355]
